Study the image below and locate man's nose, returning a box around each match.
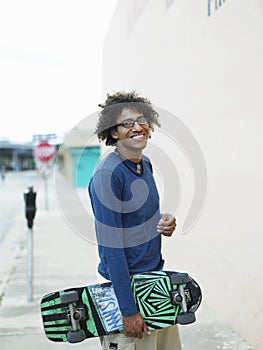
[132,121,143,131]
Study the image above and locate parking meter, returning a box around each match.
[24,186,37,229]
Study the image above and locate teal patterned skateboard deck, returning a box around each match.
[40,271,202,343]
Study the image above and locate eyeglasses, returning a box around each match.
[115,116,148,129]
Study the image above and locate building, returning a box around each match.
[57,110,105,188]
[102,1,263,349]
[0,140,35,171]
[58,128,101,188]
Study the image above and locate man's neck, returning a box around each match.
[116,146,142,163]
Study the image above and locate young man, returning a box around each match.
[89,91,182,350]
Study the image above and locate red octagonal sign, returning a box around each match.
[34,141,56,163]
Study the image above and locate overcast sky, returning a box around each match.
[0,0,118,143]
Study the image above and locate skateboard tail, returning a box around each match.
[131,271,201,329]
[40,292,69,341]
[41,288,98,342]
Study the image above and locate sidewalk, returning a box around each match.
[0,172,100,350]
[0,172,253,350]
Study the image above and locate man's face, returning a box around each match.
[111,108,150,156]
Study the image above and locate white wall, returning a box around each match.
[102,1,263,349]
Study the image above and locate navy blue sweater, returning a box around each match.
[88,152,164,316]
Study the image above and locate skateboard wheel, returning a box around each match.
[177,311,196,325]
[67,329,86,343]
[170,273,189,285]
[61,291,79,304]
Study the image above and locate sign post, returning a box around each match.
[34,141,56,210]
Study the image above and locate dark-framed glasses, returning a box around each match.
[116,116,148,129]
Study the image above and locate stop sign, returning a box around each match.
[34,141,56,163]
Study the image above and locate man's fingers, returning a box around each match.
[123,312,148,339]
[157,214,176,234]
[143,323,151,335]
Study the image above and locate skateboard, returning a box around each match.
[40,271,202,343]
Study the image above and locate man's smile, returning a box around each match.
[129,132,147,140]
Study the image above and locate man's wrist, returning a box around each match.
[123,311,140,319]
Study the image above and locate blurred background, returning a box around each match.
[0,1,262,349]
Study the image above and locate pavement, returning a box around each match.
[0,171,254,350]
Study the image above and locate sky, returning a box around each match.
[0,0,118,143]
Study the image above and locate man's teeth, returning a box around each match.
[132,135,144,140]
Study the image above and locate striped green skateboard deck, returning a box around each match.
[40,271,202,343]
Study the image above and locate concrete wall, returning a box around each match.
[102,1,263,349]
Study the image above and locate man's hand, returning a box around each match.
[123,312,151,338]
[157,213,176,236]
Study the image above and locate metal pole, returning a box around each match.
[27,227,33,302]
[44,178,49,211]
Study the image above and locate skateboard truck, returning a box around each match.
[67,304,86,329]
[170,273,196,325]
[61,291,86,343]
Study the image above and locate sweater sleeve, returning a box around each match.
[89,168,138,317]
[99,246,138,316]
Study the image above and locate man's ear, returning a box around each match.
[111,128,118,140]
